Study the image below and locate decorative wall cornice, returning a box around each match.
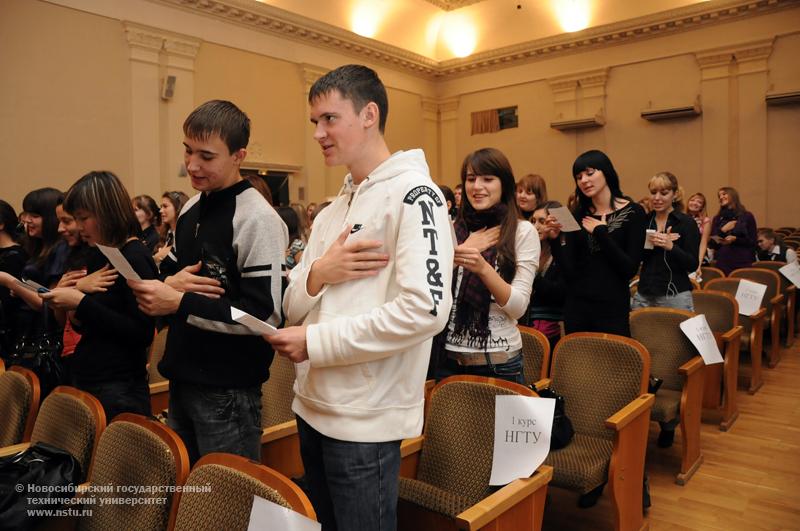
[696,37,774,78]
[422,0,486,10]
[123,21,201,69]
[146,0,798,80]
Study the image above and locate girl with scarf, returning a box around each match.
[436,148,539,384]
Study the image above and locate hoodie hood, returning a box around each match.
[338,149,431,197]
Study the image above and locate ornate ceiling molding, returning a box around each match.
[422,0,486,10]
[147,0,798,80]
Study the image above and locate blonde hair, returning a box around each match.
[648,171,684,212]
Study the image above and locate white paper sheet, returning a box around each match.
[643,229,656,249]
[247,495,320,531]
[679,314,723,365]
[96,243,141,280]
[231,307,278,336]
[489,395,554,486]
[779,262,800,289]
[734,279,767,317]
[548,206,581,232]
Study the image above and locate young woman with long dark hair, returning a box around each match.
[546,150,646,336]
[153,190,189,265]
[708,186,757,275]
[436,148,539,384]
[41,171,157,420]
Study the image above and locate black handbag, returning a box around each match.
[0,442,82,531]
[8,302,64,398]
[533,385,575,450]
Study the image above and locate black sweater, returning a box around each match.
[71,239,157,384]
[158,180,287,388]
[551,202,646,312]
[638,211,700,296]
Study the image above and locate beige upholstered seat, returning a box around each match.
[692,290,742,430]
[80,414,189,531]
[705,278,766,394]
[540,333,654,531]
[700,266,725,288]
[29,386,106,481]
[259,355,303,479]
[398,375,552,531]
[752,261,796,347]
[518,324,551,387]
[171,453,315,531]
[631,308,705,485]
[0,366,39,446]
[730,268,784,368]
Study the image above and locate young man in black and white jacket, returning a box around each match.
[130,100,287,463]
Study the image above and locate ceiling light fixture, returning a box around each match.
[555,0,590,33]
[441,12,476,58]
[352,0,384,38]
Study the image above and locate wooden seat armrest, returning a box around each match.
[532,378,551,391]
[605,394,655,431]
[400,435,425,458]
[149,380,169,394]
[771,293,785,306]
[750,308,766,322]
[0,442,31,458]
[678,356,705,376]
[721,326,743,344]
[455,465,553,531]
[260,420,297,444]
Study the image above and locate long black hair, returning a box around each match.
[571,150,626,217]
[22,187,63,267]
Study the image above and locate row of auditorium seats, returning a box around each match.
[1,257,796,530]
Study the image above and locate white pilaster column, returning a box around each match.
[734,39,773,224]
[123,22,164,196]
[421,97,440,182]
[438,97,460,187]
[696,49,735,200]
[162,35,201,195]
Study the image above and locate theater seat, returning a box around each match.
[539,333,654,531]
[79,414,189,531]
[631,308,705,485]
[518,324,551,386]
[692,290,742,431]
[398,375,552,531]
[170,453,315,531]
[0,366,40,446]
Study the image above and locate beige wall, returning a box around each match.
[1,0,798,227]
[0,0,131,210]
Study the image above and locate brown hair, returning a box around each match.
[516,174,548,208]
[64,171,139,247]
[458,148,520,282]
[687,192,707,218]
[717,186,745,216]
[133,195,161,227]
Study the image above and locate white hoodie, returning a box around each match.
[283,149,454,442]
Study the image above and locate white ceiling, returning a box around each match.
[257,0,711,60]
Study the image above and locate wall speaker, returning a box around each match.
[161,75,176,100]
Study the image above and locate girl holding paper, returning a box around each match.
[546,150,647,336]
[709,187,757,275]
[631,172,700,311]
[436,148,540,384]
[40,171,157,420]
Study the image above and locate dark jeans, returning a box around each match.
[76,377,151,422]
[168,381,262,464]
[435,352,525,385]
[297,416,401,531]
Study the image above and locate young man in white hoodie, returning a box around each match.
[267,65,454,530]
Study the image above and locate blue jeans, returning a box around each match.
[435,352,525,385]
[297,416,401,531]
[168,381,262,464]
[77,377,151,422]
[631,290,694,312]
